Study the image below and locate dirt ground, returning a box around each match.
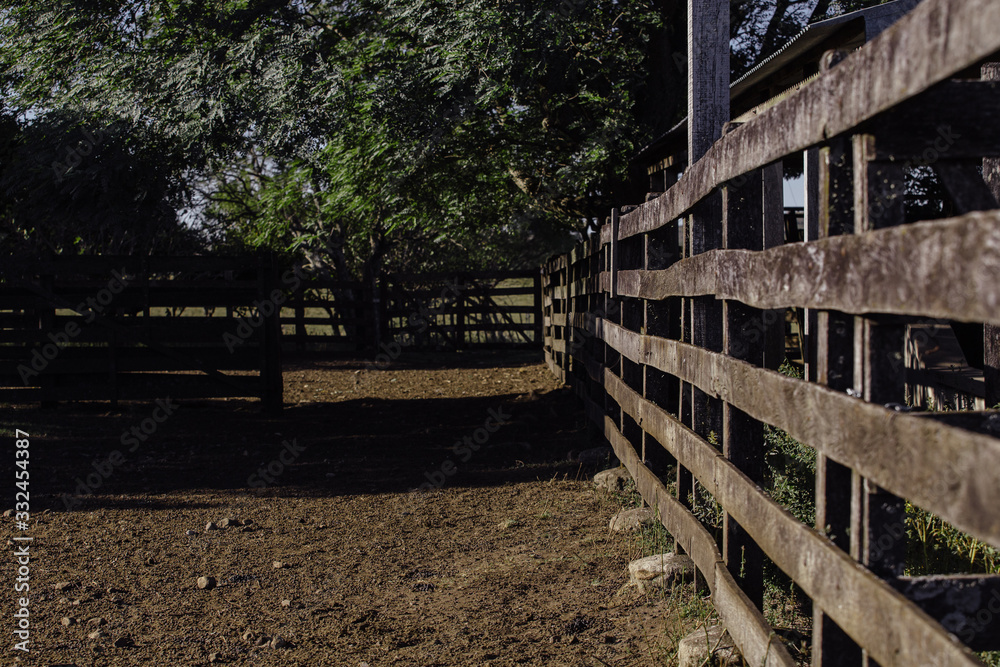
[2,351,697,666]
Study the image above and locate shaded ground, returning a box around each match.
[2,351,695,666]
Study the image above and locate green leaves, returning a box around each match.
[1,0,674,268]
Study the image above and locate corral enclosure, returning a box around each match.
[2,0,1000,665]
[0,258,541,410]
[542,0,1000,665]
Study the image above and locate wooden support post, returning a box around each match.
[455,280,467,350]
[983,63,1000,407]
[853,134,908,667]
[294,288,306,353]
[643,220,682,476]
[687,0,730,162]
[762,161,786,370]
[533,270,543,348]
[259,253,284,415]
[108,308,119,407]
[722,168,766,609]
[679,0,728,559]
[38,272,56,409]
[803,146,820,385]
[567,259,576,378]
[811,136,863,667]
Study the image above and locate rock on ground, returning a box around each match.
[677,625,742,667]
[608,507,655,532]
[627,553,694,592]
[593,467,632,493]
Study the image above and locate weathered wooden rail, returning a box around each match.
[542,0,1000,665]
[0,255,284,411]
[283,270,542,351]
[0,260,541,410]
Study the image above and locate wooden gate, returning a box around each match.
[0,255,283,412]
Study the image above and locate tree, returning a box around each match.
[0,110,200,255]
[1,0,864,267]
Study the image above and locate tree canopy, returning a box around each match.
[0,0,895,274]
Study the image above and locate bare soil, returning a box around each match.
[3,351,689,666]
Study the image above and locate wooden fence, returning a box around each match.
[283,270,542,351]
[0,255,283,411]
[0,261,541,410]
[542,0,1000,665]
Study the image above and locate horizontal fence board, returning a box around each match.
[594,360,983,667]
[389,270,538,282]
[601,413,796,667]
[280,317,357,327]
[0,379,260,402]
[589,317,1000,549]
[0,350,259,377]
[618,0,1000,241]
[616,212,1000,325]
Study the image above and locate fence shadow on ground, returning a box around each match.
[3,355,596,513]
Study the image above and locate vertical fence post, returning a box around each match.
[983,62,1000,408]
[378,274,389,350]
[685,0,729,566]
[721,164,766,610]
[852,136,909,564]
[456,274,467,350]
[643,218,682,477]
[542,264,553,373]
[38,270,56,409]
[294,285,306,353]
[533,269,543,347]
[852,133,909,667]
[259,253,283,415]
[762,160,786,369]
[811,135,863,667]
[562,258,571,379]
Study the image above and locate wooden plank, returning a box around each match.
[687,0,729,163]
[388,270,537,282]
[853,135,909,596]
[722,170,766,609]
[0,352,259,375]
[615,211,1000,326]
[0,373,262,402]
[599,367,984,667]
[603,415,796,667]
[589,316,1000,549]
[0,255,262,275]
[810,136,862,667]
[616,0,1000,243]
